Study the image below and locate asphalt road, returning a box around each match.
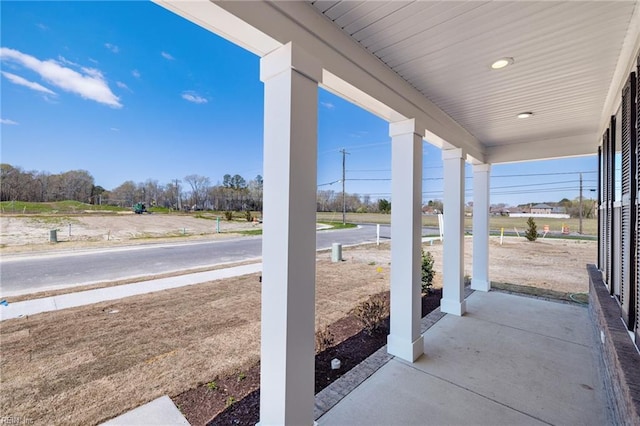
[2,224,424,296]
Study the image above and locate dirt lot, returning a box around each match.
[0,214,596,425]
[347,236,595,294]
[0,213,260,252]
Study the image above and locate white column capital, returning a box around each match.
[260,42,321,83]
[442,148,465,160]
[473,163,491,173]
[389,118,424,138]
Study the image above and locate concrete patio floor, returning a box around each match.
[318,290,609,426]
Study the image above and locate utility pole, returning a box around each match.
[340,148,350,225]
[579,172,583,234]
[175,179,181,211]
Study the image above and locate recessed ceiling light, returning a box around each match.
[491,57,514,70]
[517,112,533,119]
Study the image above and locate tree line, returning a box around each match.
[1,164,100,204]
[0,164,392,213]
[100,173,265,212]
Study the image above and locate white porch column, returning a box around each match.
[387,119,425,362]
[472,164,491,291]
[441,148,466,316]
[258,42,320,426]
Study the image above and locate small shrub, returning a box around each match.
[245,210,252,222]
[225,396,236,408]
[315,325,335,353]
[353,294,389,335]
[224,211,234,221]
[421,249,435,294]
[206,381,218,391]
[525,217,538,241]
[237,372,246,382]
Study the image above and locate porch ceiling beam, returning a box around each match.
[153,0,486,163]
[152,0,281,56]
[486,133,599,164]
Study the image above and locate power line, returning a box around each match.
[319,141,390,156]
[318,180,340,187]
[326,185,597,198]
[492,171,597,178]
[347,166,443,172]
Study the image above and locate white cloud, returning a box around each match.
[161,51,175,60]
[1,118,19,125]
[2,71,56,95]
[43,95,58,105]
[321,101,335,110]
[81,67,103,79]
[0,47,122,108]
[105,43,119,54]
[132,69,140,78]
[116,81,130,91]
[57,56,79,67]
[110,127,119,132]
[181,91,208,104]
[36,23,48,31]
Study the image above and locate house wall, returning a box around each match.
[594,50,639,426]
[588,264,640,425]
[508,213,570,219]
[530,208,552,214]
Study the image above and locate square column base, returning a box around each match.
[440,298,467,316]
[471,279,490,292]
[387,334,424,362]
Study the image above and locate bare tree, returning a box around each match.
[162,181,180,209]
[317,190,335,212]
[109,181,138,207]
[1,164,96,203]
[184,174,211,210]
[247,175,263,211]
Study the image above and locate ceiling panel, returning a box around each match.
[309,0,638,151]
[311,1,341,14]
[322,0,365,20]
[341,2,412,36]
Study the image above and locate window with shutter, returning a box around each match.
[636,57,640,342]
[608,116,616,296]
[602,129,611,288]
[620,71,636,331]
[598,144,603,272]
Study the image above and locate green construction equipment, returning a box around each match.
[133,202,147,214]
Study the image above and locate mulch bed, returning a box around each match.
[173,289,442,425]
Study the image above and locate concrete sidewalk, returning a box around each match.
[0,263,262,321]
[318,290,608,425]
[102,396,189,426]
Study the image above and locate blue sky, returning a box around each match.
[1,1,598,206]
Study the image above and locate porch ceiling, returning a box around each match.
[310,1,639,162]
[156,0,640,164]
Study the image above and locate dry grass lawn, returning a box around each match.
[0,237,595,425]
[0,254,390,426]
